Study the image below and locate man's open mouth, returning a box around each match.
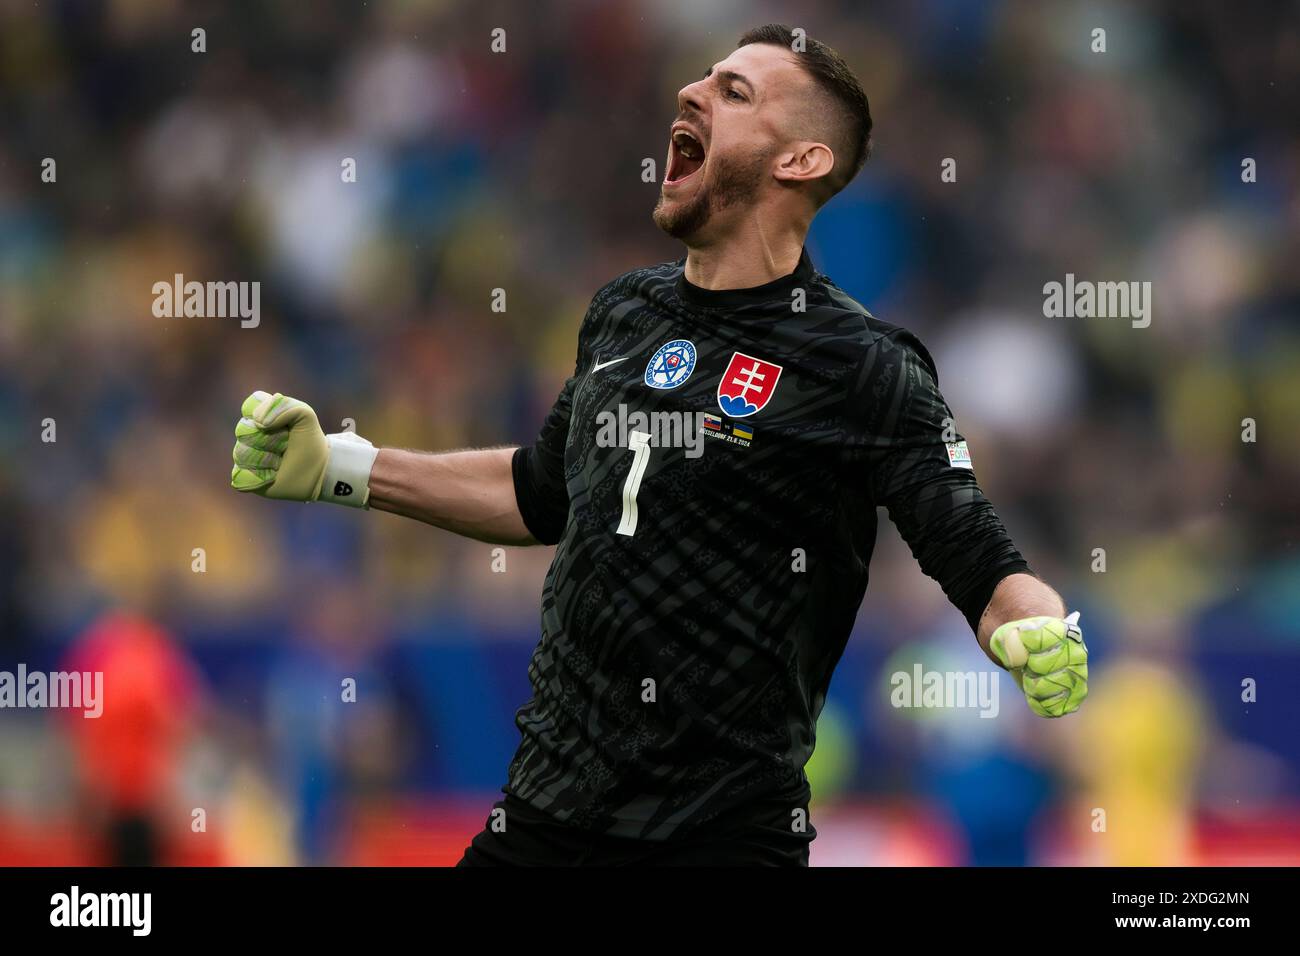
[665,125,706,186]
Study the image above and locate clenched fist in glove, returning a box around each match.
[990,611,1088,717]
[230,390,378,508]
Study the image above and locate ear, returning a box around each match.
[772,142,835,185]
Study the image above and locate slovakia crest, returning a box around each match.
[717,351,783,418]
[644,339,697,389]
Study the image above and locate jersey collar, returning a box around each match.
[675,247,816,310]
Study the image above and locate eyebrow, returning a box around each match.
[703,67,755,93]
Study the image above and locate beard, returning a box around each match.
[652,145,772,240]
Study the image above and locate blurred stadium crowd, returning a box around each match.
[1,0,1298,865]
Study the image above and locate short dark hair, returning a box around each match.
[738,24,873,196]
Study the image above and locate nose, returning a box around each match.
[676,79,706,119]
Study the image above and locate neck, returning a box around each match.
[683,208,808,290]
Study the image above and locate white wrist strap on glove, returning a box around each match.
[319,432,379,508]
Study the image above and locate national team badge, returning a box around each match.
[644,339,697,389]
[716,351,783,418]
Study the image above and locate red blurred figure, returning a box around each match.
[60,611,204,866]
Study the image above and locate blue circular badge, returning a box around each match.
[644,339,697,390]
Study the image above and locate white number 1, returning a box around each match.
[616,430,652,536]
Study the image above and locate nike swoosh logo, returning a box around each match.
[592,357,629,372]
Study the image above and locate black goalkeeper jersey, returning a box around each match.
[508,249,1029,840]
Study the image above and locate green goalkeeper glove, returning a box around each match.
[230,390,378,508]
[990,611,1088,717]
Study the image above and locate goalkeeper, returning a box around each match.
[228,27,1088,867]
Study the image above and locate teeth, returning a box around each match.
[672,130,702,160]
